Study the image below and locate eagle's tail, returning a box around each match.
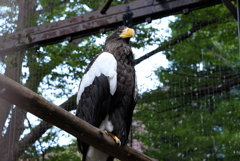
[85,146,113,161]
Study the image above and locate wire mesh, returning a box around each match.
[0,0,239,161]
[133,3,240,160]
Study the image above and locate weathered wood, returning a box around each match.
[0,73,156,161]
[0,0,223,55]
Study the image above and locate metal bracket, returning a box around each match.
[122,6,133,27]
[122,0,133,27]
[65,36,72,42]
[145,17,152,23]
[182,8,189,14]
[99,28,106,34]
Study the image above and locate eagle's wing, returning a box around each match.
[76,52,117,155]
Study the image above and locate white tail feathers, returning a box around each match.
[86,146,109,161]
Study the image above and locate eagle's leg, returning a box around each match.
[104,130,121,146]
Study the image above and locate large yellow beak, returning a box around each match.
[120,28,135,38]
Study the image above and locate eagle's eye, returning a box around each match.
[118,30,123,34]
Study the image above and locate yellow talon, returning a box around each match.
[104,130,121,146]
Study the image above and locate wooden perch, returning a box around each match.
[0,73,156,161]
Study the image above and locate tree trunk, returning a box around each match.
[0,0,37,160]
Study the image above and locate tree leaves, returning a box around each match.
[135,3,240,160]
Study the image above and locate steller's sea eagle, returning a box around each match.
[76,26,137,161]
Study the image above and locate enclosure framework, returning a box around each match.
[0,0,238,160]
[0,73,155,161]
[0,0,227,56]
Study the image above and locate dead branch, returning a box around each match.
[178,76,240,98]
[133,18,218,65]
[15,120,52,160]
[100,0,113,14]
[140,75,240,103]
[161,69,240,79]
[0,73,156,161]
[12,94,76,159]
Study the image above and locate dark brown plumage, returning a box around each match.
[76,26,137,161]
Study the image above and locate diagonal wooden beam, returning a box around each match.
[0,0,223,56]
[100,0,114,14]
[0,73,156,161]
[222,0,237,20]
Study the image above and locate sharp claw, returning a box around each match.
[104,130,108,134]
[113,136,121,146]
[104,130,121,146]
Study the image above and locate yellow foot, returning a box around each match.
[104,130,121,146]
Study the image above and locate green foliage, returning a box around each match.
[38,0,123,25]
[136,91,240,160]
[135,3,240,161]
[0,1,18,35]
[1,0,163,160]
[44,140,81,161]
[165,4,238,67]
[132,23,163,49]
[32,36,103,98]
[20,134,81,161]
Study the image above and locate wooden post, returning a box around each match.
[0,73,156,161]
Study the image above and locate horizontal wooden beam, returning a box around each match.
[0,73,156,161]
[0,0,223,55]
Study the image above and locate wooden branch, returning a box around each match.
[222,0,237,21]
[141,101,190,124]
[133,18,218,65]
[140,75,240,103]
[0,73,156,161]
[15,121,52,160]
[12,94,76,159]
[161,69,240,79]
[100,0,113,14]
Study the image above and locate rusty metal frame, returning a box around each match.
[0,0,223,55]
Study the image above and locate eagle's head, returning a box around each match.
[105,26,135,53]
[118,26,135,38]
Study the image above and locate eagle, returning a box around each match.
[76,26,137,161]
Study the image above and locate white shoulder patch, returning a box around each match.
[77,52,117,104]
